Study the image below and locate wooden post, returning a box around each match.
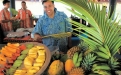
[109,0,117,19]
[10,0,15,17]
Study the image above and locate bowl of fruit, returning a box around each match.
[0,42,51,75]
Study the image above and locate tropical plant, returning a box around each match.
[53,0,121,74]
[10,8,18,17]
[54,0,121,57]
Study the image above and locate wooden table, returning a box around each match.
[4,35,42,43]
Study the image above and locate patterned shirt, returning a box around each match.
[32,8,72,51]
[16,8,33,28]
[0,8,12,31]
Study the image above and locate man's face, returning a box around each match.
[4,3,10,8]
[21,3,26,9]
[43,1,55,16]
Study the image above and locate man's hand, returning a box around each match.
[34,33,42,41]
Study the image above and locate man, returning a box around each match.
[0,0,14,33]
[32,0,72,52]
[16,1,33,28]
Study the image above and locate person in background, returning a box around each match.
[16,1,33,28]
[0,0,14,35]
[32,0,72,52]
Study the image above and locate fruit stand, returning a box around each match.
[1,0,121,75]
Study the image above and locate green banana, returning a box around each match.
[92,64,111,71]
[95,52,110,59]
[75,62,80,67]
[77,53,83,62]
[72,52,79,65]
[93,70,111,75]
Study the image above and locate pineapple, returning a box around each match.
[67,46,80,59]
[68,67,84,75]
[82,53,96,71]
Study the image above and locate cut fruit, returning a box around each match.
[36,46,44,50]
[26,44,34,49]
[1,48,13,57]
[28,54,37,58]
[14,70,27,75]
[0,54,6,61]
[8,67,16,75]
[21,49,30,55]
[0,60,6,66]
[37,50,45,56]
[27,67,39,74]
[19,44,26,51]
[4,46,17,53]
[17,55,26,60]
[36,55,45,63]
[29,48,38,54]
[12,60,22,68]
[24,56,34,69]
[33,62,43,67]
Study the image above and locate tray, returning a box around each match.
[7,32,30,38]
[18,42,51,75]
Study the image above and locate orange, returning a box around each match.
[65,59,74,73]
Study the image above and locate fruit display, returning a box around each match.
[0,42,51,75]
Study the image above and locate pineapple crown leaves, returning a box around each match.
[54,0,121,56]
[82,53,97,71]
[108,57,119,70]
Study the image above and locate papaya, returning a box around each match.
[19,44,26,51]
[1,48,13,57]
[0,54,6,61]
[7,43,20,47]
[48,60,64,75]
[65,59,74,73]
[5,46,17,53]
[0,60,6,66]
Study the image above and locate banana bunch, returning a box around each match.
[92,64,111,75]
[95,45,111,60]
[93,70,111,75]
[72,52,83,67]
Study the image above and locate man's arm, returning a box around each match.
[32,18,43,41]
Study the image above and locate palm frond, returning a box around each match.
[55,0,121,56]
